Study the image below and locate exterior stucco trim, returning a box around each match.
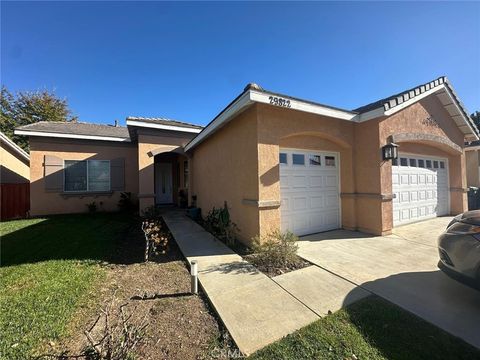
[450,187,468,193]
[389,133,462,154]
[138,193,155,198]
[242,199,281,208]
[340,192,395,201]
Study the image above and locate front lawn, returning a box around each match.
[250,296,480,360]
[0,213,133,359]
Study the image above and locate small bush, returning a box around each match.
[203,201,238,246]
[250,230,300,270]
[141,205,162,219]
[118,192,137,213]
[86,201,97,213]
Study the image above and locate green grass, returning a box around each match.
[250,296,480,360]
[0,213,134,360]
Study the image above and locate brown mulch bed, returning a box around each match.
[244,253,311,278]
[49,220,235,360]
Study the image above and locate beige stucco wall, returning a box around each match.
[191,94,469,241]
[29,138,138,216]
[465,150,480,187]
[256,103,357,236]
[190,106,260,244]
[0,143,30,183]
[137,130,195,211]
[379,96,467,230]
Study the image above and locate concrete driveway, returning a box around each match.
[297,217,480,350]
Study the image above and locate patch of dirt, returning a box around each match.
[47,220,235,360]
[244,254,311,278]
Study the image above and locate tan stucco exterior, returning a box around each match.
[23,88,470,243]
[1,142,30,183]
[29,138,138,215]
[465,150,480,187]
[190,95,469,243]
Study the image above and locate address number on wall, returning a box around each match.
[269,96,291,108]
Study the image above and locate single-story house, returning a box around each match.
[15,76,478,243]
[1,131,30,219]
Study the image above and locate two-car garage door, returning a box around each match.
[392,154,449,226]
[280,149,340,236]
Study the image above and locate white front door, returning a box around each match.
[155,163,173,204]
[280,149,341,236]
[392,154,449,226]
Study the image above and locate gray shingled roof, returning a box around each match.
[17,121,130,139]
[354,76,448,113]
[126,117,203,130]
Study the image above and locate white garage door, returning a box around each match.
[280,149,340,236]
[392,154,449,226]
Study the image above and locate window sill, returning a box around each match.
[61,191,114,198]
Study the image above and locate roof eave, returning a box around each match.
[14,129,131,143]
[0,132,30,161]
[354,82,479,141]
[185,89,357,152]
[125,119,202,134]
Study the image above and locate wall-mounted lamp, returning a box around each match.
[382,143,399,161]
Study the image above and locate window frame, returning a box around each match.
[292,153,306,166]
[63,159,111,193]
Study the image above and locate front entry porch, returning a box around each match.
[154,152,189,206]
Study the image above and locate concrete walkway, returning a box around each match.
[297,217,480,350]
[162,212,321,355]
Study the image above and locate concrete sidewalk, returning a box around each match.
[162,211,319,355]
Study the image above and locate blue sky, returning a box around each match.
[2,1,479,126]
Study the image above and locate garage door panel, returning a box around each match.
[393,153,449,226]
[280,150,340,236]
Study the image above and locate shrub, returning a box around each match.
[203,201,238,246]
[141,205,162,219]
[118,192,137,213]
[250,230,300,270]
[86,201,97,213]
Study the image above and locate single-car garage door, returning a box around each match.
[392,154,449,226]
[280,149,340,236]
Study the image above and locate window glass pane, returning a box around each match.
[433,161,439,169]
[65,161,87,191]
[309,155,321,166]
[426,160,432,168]
[400,158,408,166]
[409,159,416,167]
[325,156,336,167]
[292,154,305,165]
[418,159,425,168]
[440,161,445,169]
[279,153,287,164]
[392,158,398,166]
[88,160,110,191]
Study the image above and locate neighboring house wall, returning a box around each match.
[0,143,30,184]
[465,150,480,187]
[29,137,138,215]
[191,106,260,243]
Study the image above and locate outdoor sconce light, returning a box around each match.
[382,143,399,161]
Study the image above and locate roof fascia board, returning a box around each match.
[249,90,356,121]
[14,129,131,142]
[442,86,479,141]
[126,120,202,134]
[465,146,480,152]
[354,107,385,122]
[0,132,30,161]
[184,91,252,152]
[383,84,444,116]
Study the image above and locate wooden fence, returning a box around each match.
[0,183,30,221]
